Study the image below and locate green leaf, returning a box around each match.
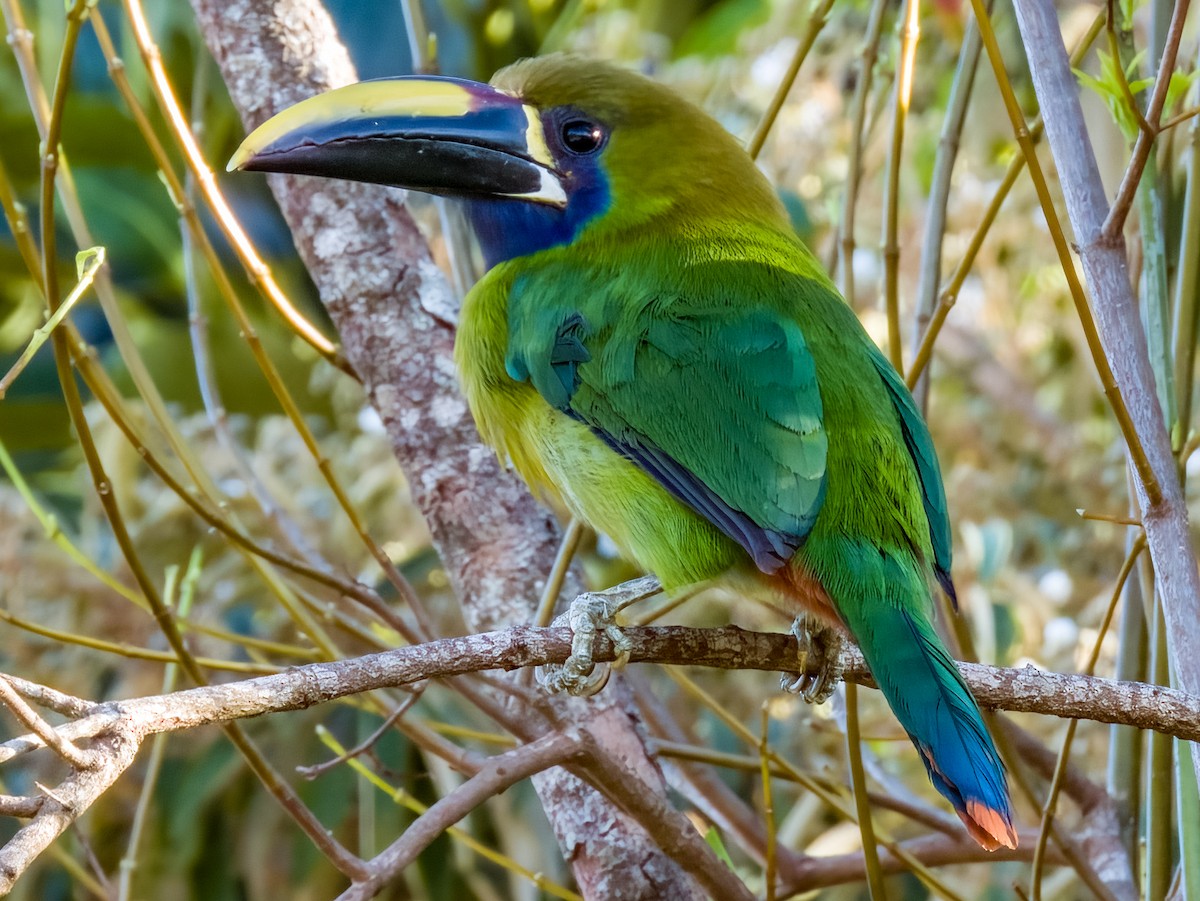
[703,825,736,869]
[1075,50,1151,140]
[74,245,104,281]
[1166,69,1200,114]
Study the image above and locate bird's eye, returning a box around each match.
[560,119,605,155]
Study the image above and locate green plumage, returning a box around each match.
[458,57,1014,848]
[232,51,1015,849]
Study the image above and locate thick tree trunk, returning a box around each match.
[189,2,705,896]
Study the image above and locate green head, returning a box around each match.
[230,54,788,266]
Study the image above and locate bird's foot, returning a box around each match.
[538,592,634,697]
[780,616,845,704]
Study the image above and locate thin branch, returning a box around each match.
[4,622,1196,765]
[0,732,139,896]
[883,0,921,371]
[906,7,1106,392]
[0,796,43,818]
[844,682,887,898]
[574,729,757,901]
[1031,536,1146,899]
[338,732,583,901]
[777,830,1057,895]
[3,612,1198,890]
[4,678,96,720]
[633,679,815,882]
[759,705,778,901]
[838,0,889,302]
[115,4,352,375]
[296,686,426,780]
[748,0,837,159]
[113,2,432,639]
[650,738,960,836]
[1101,0,1192,238]
[971,0,1164,508]
[910,13,984,408]
[0,678,96,770]
[534,517,585,628]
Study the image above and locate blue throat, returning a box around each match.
[466,165,610,267]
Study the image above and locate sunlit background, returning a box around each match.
[1,0,1196,897]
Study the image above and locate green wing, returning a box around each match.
[869,349,955,600]
[505,266,827,573]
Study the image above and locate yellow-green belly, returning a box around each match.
[495,387,742,589]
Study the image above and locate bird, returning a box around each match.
[230,54,1017,851]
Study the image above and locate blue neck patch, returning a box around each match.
[466,161,610,267]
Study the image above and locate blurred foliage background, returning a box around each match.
[0,0,1197,898]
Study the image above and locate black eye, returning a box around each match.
[560,119,605,155]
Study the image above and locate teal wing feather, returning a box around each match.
[505,268,828,573]
[868,349,955,601]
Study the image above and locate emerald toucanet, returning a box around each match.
[231,54,1016,850]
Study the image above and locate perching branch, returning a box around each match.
[3,615,1196,892]
[16,625,1192,755]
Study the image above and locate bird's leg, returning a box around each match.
[780,615,845,704]
[537,575,660,697]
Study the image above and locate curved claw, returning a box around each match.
[780,616,845,705]
[538,656,611,696]
[538,592,634,697]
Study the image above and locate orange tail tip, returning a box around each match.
[961,800,1018,851]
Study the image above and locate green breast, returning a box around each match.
[456,263,743,589]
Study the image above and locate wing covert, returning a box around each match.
[869,349,956,603]
[507,283,828,574]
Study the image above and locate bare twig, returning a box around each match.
[114,1,432,639]
[748,0,837,159]
[3,611,1199,891]
[1101,0,1192,238]
[338,732,583,900]
[296,686,426,780]
[4,678,96,720]
[0,732,139,896]
[906,8,1106,392]
[0,796,43,818]
[883,0,922,371]
[115,4,351,375]
[777,830,1056,894]
[844,682,887,898]
[632,679,814,881]
[838,0,889,302]
[0,678,96,770]
[534,517,585,627]
[575,729,757,901]
[1031,536,1146,899]
[910,14,984,408]
[1003,722,1136,900]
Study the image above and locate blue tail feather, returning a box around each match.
[822,544,1016,849]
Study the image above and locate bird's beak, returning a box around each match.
[228,76,566,207]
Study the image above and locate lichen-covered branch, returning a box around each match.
[4,620,1194,893]
[4,627,1199,761]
